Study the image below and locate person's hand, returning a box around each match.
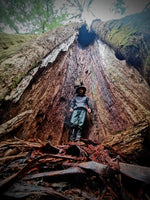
[88,108,91,113]
[70,108,73,113]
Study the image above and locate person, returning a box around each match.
[69,85,92,141]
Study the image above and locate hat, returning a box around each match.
[76,86,86,94]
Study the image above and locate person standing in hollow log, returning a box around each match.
[69,85,92,141]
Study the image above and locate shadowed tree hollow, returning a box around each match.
[77,24,96,47]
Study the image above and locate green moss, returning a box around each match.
[9,76,21,90]
[106,22,137,48]
[100,10,150,52]
[31,61,38,69]
[0,32,37,61]
[9,72,27,91]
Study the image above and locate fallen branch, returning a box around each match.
[0,152,28,165]
[63,161,111,176]
[119,162,150,184]
[0,110,33,137]
[23,167,86,180]
[3,182,70,200]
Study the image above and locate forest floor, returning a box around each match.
[0,137,150,200]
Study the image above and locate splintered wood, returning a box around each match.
[0,138,150,200]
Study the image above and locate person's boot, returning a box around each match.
[76,128,82,141]
[69,128,76,141]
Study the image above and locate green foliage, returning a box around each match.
[31,12,68,34]
[0,0,95,33]
[64,0,94,19]
[0,0,68,34]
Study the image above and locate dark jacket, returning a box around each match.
[70,95,92,110]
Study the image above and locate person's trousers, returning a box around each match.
[70,108,87,128]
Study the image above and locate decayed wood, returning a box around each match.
[78,161,112,175]
[3,183,70,200]
[63,161,110,175]
[0,110,33,137]
[0,152,28,164]
[63,160,150,183]
[0,153,80,191]
[1,30,150,149]
[102,120,149,155]
[0,138,44,149]
[119,162,150,183]
[23,167,86,180]
[0,138,149,200]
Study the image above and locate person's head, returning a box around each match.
[78,88,84,94]
[76,86,86,95]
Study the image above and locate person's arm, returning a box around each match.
[86,96,92,113]
[70,97,75,112]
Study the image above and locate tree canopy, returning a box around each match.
[0,0,68,33]
[0,0,142,34]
